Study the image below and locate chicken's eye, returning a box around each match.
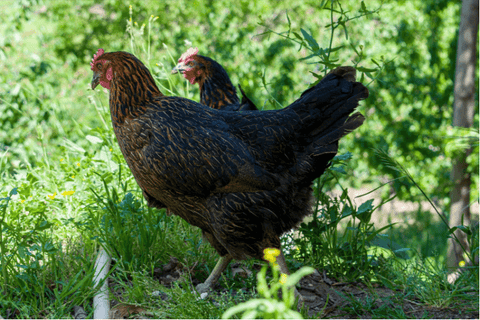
[188,62,194,67]
[97,63,102,70]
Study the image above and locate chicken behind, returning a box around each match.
[172,47,258,111]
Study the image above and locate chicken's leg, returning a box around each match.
[276,249,306,306]
[196,254,233,294]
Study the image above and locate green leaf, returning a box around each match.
[334,152,353,161]
[100,172,113,185]
[284,266,314,288]
[292,31,303,40]
[9,188,18,196]
[86,134,103,144]
[331,166,347,174]
[18,245,27,259]
[328,45,344,53]
[44,241,56,253]
[242,310,259,319]
[11,83,21,96]
[299,53,320,61]
[36,220,53,231]
[356,199,374,223]
[286,11,291,33]
[309,71,325,79]
[300,28,319,51]
[222,299,264,319]
[357,199,374,215]
[356,66,378,72]
[256,267,270,298]
[449,225,472,236]
[342,205,353,217]
[370,58,381,67]
[63,138,86,154]
[317,60,341,68]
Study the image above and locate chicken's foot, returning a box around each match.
[196,254,233,294]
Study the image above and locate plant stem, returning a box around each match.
[0,196,8,293]
[327,0,335,61]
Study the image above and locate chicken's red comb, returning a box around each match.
[90,48,105,70]
[178,47,199,63]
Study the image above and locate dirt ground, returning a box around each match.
[296,269,478,319]
[107,256,478,319]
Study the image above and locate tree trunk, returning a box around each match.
[447,0,478,270]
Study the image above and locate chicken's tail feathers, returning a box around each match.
[340,111,365,138]
[327,66,357,82]
[291,68,367,182]
[307,112,364,157]
[299,66,360,98]
[288,66,368,141]
[295,113,365,182]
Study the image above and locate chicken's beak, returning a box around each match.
[171,63,186,74]
[91,72,100,90]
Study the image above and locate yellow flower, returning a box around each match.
[47,192,57,200]
[151,15,154,18]
[263,248,280,263]
[20,199,25,203]
[279,273,288,284]
[60,158,64,162]
[61,191,75,196]
[71,175,75,179]
[264,254,275,263]
[459,260,466,267]
[264,248,280,257]
[129,5,132,9]
[77,162,80,166]
[109,148,113,152]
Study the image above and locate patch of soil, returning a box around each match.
[108,257,479,319]
[296,270,478,319]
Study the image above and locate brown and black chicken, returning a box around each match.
[90,49,368,297]
[171,47,258,111]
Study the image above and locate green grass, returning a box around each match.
[0,0,478,318]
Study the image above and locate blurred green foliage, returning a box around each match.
[1,0,478,208]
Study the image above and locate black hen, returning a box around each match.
[90,48,368,295]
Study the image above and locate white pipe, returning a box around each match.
[93,247,111,319]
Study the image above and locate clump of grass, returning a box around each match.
[0,186,102,317]
[82,172,170,273]
[290,152,398,283]
[222,248,313,319]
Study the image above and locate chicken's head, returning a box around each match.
[90,48,113,90]
[172,47,207,85]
